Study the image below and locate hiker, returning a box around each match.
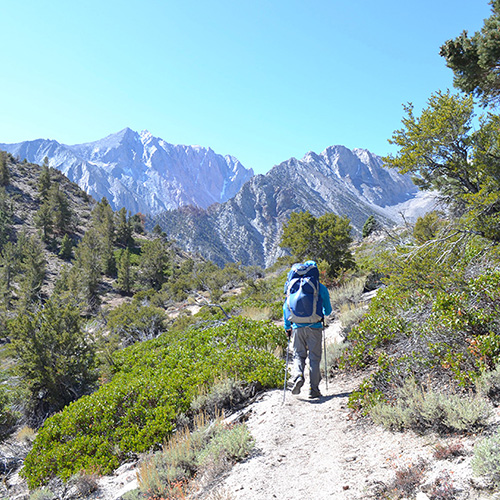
[283,260,332,399]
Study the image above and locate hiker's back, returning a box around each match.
[284,261,323,324]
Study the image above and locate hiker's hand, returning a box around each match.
[286,329,292,340]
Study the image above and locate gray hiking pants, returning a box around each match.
[292,325,323,392]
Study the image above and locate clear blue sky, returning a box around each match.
[0,1,493,174]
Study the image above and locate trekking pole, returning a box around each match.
[323,319,328,393]
[282,337,290,405]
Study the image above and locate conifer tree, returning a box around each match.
[18,236,46,311]
[9,295,97,423]
[38,158,51,200]
[280,210,355,277]
[73,229,102,311]
[115,207,133,248]
[0,152,9,187]
[0,187,12,251]
[139,239,170,290]
[0,242,20,310]
[117,248,132,295]
[34,201,54,242]
[48,185,73,235]
[59,234,73,260]
[91,198,116,276]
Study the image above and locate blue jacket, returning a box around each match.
[283,283,332,330]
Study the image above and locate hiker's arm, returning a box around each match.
[320,284,333,316]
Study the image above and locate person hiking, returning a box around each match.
[283,260,332,399]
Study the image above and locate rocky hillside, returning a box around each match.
[0,128,254,214]
[151,146,423,267]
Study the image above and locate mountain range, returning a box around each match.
[150,145,424,267]
[0,128,254,214]
[0,130,433,268]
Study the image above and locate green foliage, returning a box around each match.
[0,151,9,187]
[21,317,285,487]
[385,91,500,242]
[18,235,46,310]
[38,159,51,200]
[0,187,13,251]
[342,234,500,415]
[440,0,500,107]
[9,296,98,424]
[413,211,444,244]
[362,215,378,238]
[472,428,500,487]
[280,210,355,277]
[370,379,491,434]
[135,417,254,500]
[58,234,73,260]
[116,248,133,294]
[0,384,18,439]
[72,229,103,312]
[115,207,134,248]
[106,298,167,346]
[138,238,171,290]
[91,198,116,276]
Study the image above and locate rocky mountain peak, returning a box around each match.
[0,130,254,214]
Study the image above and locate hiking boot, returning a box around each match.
[309,389,322,399]
[291,376,304,395]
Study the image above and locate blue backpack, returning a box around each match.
[284,261,323,324]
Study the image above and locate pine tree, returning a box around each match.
[115,207,133,248]
[59,234,73,260]
[0,242,20,310]
[362,215,378,238]
[18,236,46,311]
[0,152,9,187]
[91,198,116,276]
[139,239,170,290]
[117,248,132,295]
[38,158,51,200]
[73,229,102,312]
[48,185,73,235]
[0,187,12,251]
[34,201,54,242]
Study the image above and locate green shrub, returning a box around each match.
[477,363,500,404]
[29,488,55,500]
[472,430,500,486]
[370,379,492,434]
[106,299,167,346]
[135,416,254,499]
[21,317,285,488]
[342,237,500,414]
